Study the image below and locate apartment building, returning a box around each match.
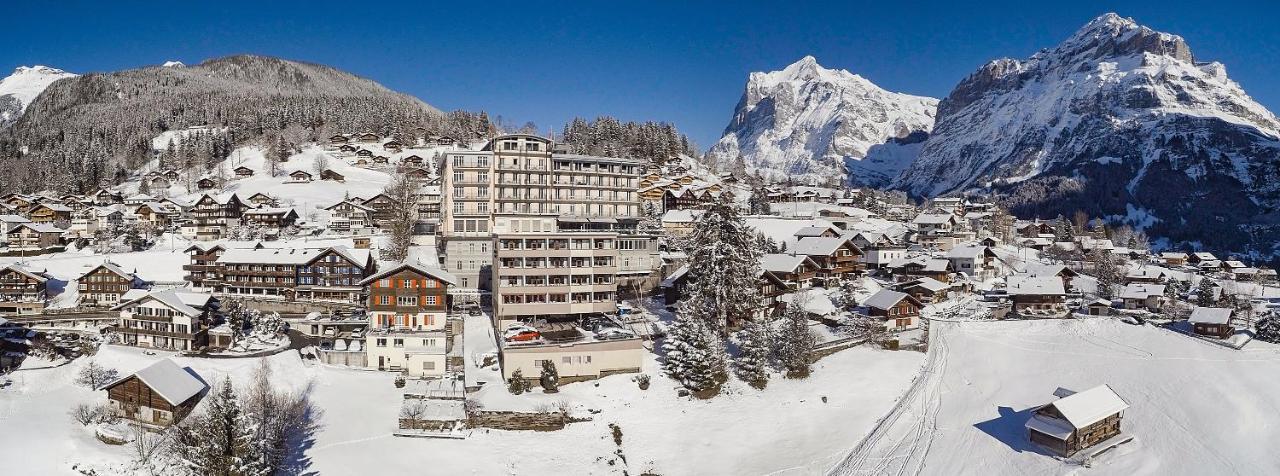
[109,289,218,351]
[440,134,644,292]
[78,262,147,308]
[492,226,620,328]
[213,246,374,302]
[0,264,50,315]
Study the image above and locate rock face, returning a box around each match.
[706,56,937,187]
[0,65,76,128]
[895,13,1280,256]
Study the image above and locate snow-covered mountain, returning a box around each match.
[895,13,1280,255]
[0,65,75,127]
[706,56,937,187]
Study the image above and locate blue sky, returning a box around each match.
[6,1,1279,149]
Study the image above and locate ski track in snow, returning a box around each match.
[828,321,950,476]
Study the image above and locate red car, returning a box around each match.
[505,330,540,342]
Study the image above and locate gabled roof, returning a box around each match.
[8,222,64,234]
[0,264,48,283]
[759,253,816,274]
[112,289,214,317]
[793,226,837,238]
[1188,307,1233,325]
[912,213,956,225]
[1006,275,1066,296]
[945,245,993,260]
[326,200,374,212]
[1045,385,1129,429]
[900,277,948,293]
[358,262,457,286]
[1119,283,1166,300]
[863,289,919,311]
[81,262,137,281]
[923,258,952,273]
[790,237,861,257]
[1160,252,1188,259]
[102,359,206,405]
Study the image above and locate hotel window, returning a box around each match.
[425,296,436,305]
[423,361,435,370]
[477,156,489,167]
[394,339,404,348]
[376,338,387,347]
[453,171,464,183]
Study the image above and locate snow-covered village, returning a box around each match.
[3,4,1280,476]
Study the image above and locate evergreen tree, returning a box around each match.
[733,317,773,389]
[540,360,560,393]
[637,201,663,234]
[775,294,817,378]
[174,377,266,476]
[661,313,727,397]
[680,198,763,332]
[747,186,772,215]
[1054,214,1075,242]
[1256,315,1280,343]
[1196,278,1218,307]
[1090,250,1121,300]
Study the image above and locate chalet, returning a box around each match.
[325,200,375,233]
[1188,307,1234,339]
[660,209,700,238]
[338,143,358,153]
[401,154,424,166]
[357,132,380,142]
[77,262,147,307]
[243,207,299,229]
[0,193,36,212]
[187,193,246,241]
[0,264,50,315]
[896,277,949,303]
[28,203,73,224]
[849,232,906,269]
[891,257,953,283]
[1016,220,1054,238]
[913,212,957,236]
[102,359,207,428]
[355,148,374,158]
[183,243,228,289]
[233,166,255,178]
[1025,385,1129,457]
[216,246,374,303]
[862,289,922,331]
[1006,275,1068,317]
[124,193,156,206]
[1119,283,1165,312]
[329,134,351,145]
[790,237,863,283]
[1160,252,1188,267]
[1024,262,1075,291]
[5,222,64,253]
[246,193,277,207]
[90,189,124,206]
[793,226,840,239]
[373,155,390,164]
[134,202,178,228]
[383,140,403,152]
[436,136,456,146]
[361,193,398,227]
[360,262,456,330]
[1187,252,1218,265]
[195,177,218,190]
[288,170,314,183]
[945,245,999,279]
[319,169,345,182]
[110,289,218,351]
[760,253,821,288]
[1123,268,1167,285]
[660,265,791,323]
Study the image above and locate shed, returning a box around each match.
[1025,385,1129,457]
[1187,307,1234,339]
[102,359,207,428]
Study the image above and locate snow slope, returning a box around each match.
[832,318,1280,475]
[1,342,924,475]
[706,56,937,187]
[0,65,75,127]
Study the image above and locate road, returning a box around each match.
[828,320,952,476]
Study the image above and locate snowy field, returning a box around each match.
[0,342,924,475]
[832,318,1280,475]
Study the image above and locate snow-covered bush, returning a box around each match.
[540,360,559,393]
[75,360,119,389]
[1257,315,1280,343]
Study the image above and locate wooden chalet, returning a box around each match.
[1188,307,1234,339]
[383,140,403,152]
[243,207,299,229]
[77,262,146,307]
[325,200,374,232]
[5,222,64,252]
[0,264,49,315]
[896,277,949,303]
[401,154,424,166]
[338,143,358,153]
[103,359,207,428]
[28,203,73,223]
[789,237,863,283]
[1025,385,1129,457]
[357,132,380,142]
[195,177,218,190]
[246,192,277,207]
[183,243,229,289]
[760,253,821,288]
[361,193,398,227]
[329,134,351,145]
[356,148,374,158]
[320,169,345,182]
[862,289,922,330]
[288,170,314,183]
[1006,275,1068,317]
[233,166,255,178]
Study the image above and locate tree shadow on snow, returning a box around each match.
[972,406,1053,455]
[279,381,324,476]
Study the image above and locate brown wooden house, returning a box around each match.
[360,262,456,330]
[78,262,146,307]
[196,177,218,190]
[1188,307,1234,339]
[790,237,864,283]
[863,289,922,330]
[28,203,72,223]
[1025,385,1129,457]
[233,166,255,178]
[103,359,207,428]
[362,193,399,227]
[320,169,345,182]
[0,264,49,315]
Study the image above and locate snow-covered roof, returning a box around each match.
[660,265,689,288]
[793,226,836,238]
[661,209,702,224]
[863,289,910,311]
[9,222,64,234]
[790,237,854,256]
[1119,283,1165,300]
[1188,307,1233,325]
[1006,275,1066,296]
[1024,413,1074,440]
[1046,385,1129,429]
[945,245,990,260]
[359,262,457,286]
[760,253,810,274]
[923,258,951,273]
[103,359,206,405]
[0,214,30,224]
[1223,260,1247,269]
[217,246,368,266]
[912,213,955,225]
[0,264,47,282]
[112,289,214,317]
[1192,252,1217,260]
[901,277,948,293]
[1161,252,1188,259]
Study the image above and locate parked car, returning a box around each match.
[594,328,634,341]
[505,330,540,342]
